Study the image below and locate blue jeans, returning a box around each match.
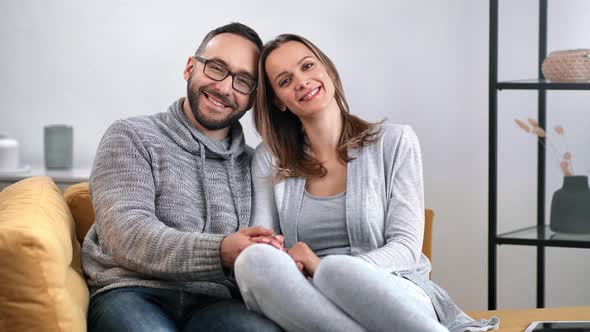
[87,287,282,332]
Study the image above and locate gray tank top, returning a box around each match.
[297,190,351,257]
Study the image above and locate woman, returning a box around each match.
[234,34,499,332]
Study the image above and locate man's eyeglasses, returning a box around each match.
[193,56,257,94]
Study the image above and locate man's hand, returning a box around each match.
[220,226,274,269]
[287,242,320,277]
[251,234,285,251]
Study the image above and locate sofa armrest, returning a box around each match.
[0,176,89,331]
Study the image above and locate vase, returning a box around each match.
[549,175,590,234]
[44,125,73,169]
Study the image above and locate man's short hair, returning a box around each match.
[195,22,263,56]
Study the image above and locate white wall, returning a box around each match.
[1,0,589,311]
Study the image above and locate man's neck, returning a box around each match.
[182,97,230,141]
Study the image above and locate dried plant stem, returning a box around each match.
[560,136,575,173]
[538,138,561,167]
[516,120,582,176]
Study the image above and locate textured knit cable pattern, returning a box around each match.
[82,98,252,298]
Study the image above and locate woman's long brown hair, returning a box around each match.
[253,34,382,181]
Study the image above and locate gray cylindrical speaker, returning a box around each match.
[44,125,73,169]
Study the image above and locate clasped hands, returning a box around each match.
[220,226,320,277]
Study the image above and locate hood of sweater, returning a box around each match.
[159,97,247,160]
[156,97,250,229]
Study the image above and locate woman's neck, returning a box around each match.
[300,102,343,161]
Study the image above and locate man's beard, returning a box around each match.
[187,75,249,131]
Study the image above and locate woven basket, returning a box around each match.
[542,49,590,81]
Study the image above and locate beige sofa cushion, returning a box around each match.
[0,176,89,332]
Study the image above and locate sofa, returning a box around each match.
[0,176,589,331]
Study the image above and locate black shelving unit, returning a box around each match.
[488,0,590,310]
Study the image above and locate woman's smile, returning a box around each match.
[299,86,322,102]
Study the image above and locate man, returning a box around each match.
[82,22,282,331]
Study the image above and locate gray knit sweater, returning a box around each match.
[81,98,253,298]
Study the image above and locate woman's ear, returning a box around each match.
[274,97,287,112]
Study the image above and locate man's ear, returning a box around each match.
[183,56,195,81]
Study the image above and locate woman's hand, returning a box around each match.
[251,234,285,251]
[287,242,320,277]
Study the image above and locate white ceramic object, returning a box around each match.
[0,134,20,170]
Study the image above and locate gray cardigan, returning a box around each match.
[251,123,499,332]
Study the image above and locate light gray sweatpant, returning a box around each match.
[234,244,448,332]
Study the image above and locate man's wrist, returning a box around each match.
[219,235,230,268]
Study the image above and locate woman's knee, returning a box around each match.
[234,244,289,285]
[234,244,295,313]
[315,255,362,281]
[235,244,285,270]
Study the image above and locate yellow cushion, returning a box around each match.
[468,306,590,332]
[63,182,94,245]
[0,176,89,332]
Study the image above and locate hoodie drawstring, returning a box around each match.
[198,142,212,229]
[198,143,244,231]
[228,156,243,229]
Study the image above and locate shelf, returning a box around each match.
[497,79,590,90]
[497,225,590,248]
[0,166,91,184]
